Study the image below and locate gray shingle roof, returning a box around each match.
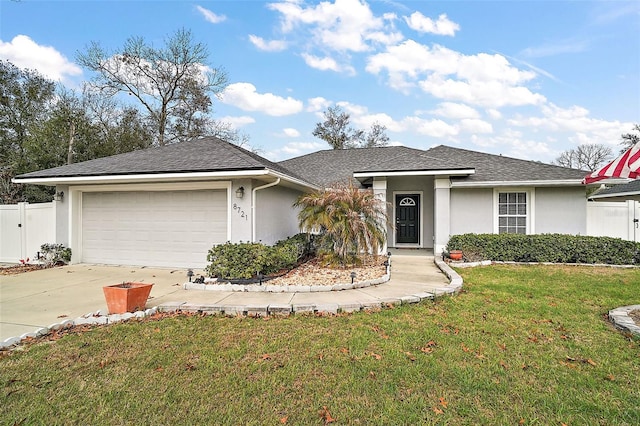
[279,145,587,187]
[426,145,588,183]
[16,138,587,189]
[278,146,472,187]
[591,179,640,197]
[16,137,308,183]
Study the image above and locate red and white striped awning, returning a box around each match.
[582,142,640,184]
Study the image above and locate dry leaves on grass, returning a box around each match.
[318,406,336,424]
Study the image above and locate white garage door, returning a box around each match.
[82,190,227,268]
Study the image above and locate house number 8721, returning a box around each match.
[233,203,248,220]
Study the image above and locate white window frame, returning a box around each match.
[493,188,535,234]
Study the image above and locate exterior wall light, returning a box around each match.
[235,186,245,199]
[54,191,64,202]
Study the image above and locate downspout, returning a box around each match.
[251,178,281,243]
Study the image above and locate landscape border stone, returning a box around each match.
[608,305,640,336]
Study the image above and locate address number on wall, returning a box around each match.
[233,203,248,221]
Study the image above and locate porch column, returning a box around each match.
[372,177,388,253]
[433,178,451,255]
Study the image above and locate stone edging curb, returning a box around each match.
[159,258,463,318]
[183,265,391,293]
[0,307,158,350]
[608,305,640,336]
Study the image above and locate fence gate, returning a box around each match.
[586,200,640,243]
[0,202,56,263]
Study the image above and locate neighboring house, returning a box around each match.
[14,137,588,268]
[588,179,640,202]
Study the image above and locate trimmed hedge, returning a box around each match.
[446,233,640,265]
[205,234,312,279]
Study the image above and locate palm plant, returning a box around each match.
[294,182,389,264]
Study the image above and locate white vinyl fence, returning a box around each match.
[0,202,56,263]
[586,200,640,243]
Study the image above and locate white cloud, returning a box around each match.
[0,35,82,82]
[419,74,546,108]
[367,40,545,107]
[265,141,327,161]
[248,35,288,52]
[508,102,630,146]
[282,127,301,137]
[195,5,227,23]
[269,0,396,52]
[431,102,480,119]
[301,53,355,75]
[487,109,503,120]
[218,115,255,128]
[306,96,332,112]
[404,12,460,36]
[459,118,493,134]
[410,117,459,138]
[220,82,303,116]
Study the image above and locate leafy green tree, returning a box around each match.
[294,182,389,264]
[0,60,55,171]
[0,60,56,202]
[77,28,228,146]
[0,60,155,202]
[312,105,389,149]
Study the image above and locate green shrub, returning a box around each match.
[206,234,312,279]
[446,233,640,265]
[39,243,72,266]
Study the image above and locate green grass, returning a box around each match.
[2,265,639,425]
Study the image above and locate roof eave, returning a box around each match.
[451,179,586,188]
[13,169,318,190]
[589,191,640,201]
[353,168,475,178]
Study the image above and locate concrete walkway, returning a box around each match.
[0,249,457,342]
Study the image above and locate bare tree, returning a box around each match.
[313,106,362,149]
[312,105,389,149]
[620,123,640,152]
[362,122,389,148]
[77,28,227,146]
[554,144,613,171]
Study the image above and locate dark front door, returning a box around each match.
[396,194,420,244]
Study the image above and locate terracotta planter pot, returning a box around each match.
[103,282,153,314]
[449,250,463,261]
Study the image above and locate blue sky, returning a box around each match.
[1,0,638,163]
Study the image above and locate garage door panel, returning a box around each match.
[82,190,227,268]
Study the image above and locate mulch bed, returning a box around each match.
[262,255,388,286]
[0,264,53,275]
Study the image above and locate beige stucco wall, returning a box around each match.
[450,188,494,235]
[255,184,303,245]
[535,187,587,234]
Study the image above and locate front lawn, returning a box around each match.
[1,265,639,425]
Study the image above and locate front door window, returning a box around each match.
[396,194,419,244]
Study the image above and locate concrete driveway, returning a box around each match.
[1,252,455,343]
[0,264,205,341]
